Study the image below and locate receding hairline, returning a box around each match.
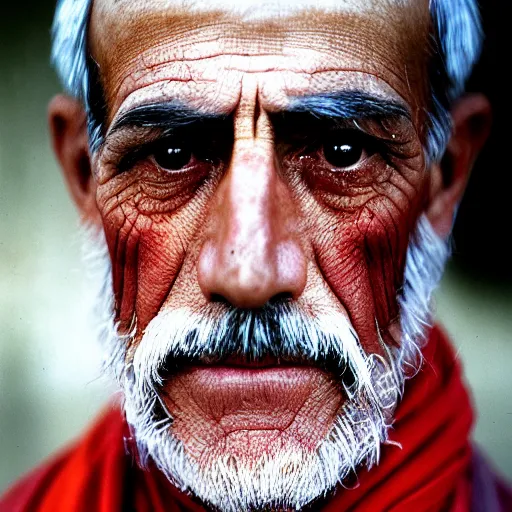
[89,0,428,36]
[90,0,426,21]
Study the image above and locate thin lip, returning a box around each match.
[159,365,345,437]
[174,354,338,371]
[156,360,355,424]
[158,357,355,391]
[213,355,284,368]
[158,352,354,388]
[171,365,332,380]
[174,364,327,376]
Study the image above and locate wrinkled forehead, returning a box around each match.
[90,0,431,126]
[93,0,422,20]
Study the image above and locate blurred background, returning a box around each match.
[0,0,510,495]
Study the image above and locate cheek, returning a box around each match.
[97,181,210,332]
[102,211,187,331]
[311,179,425,355]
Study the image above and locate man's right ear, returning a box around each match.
[48,94,101,225]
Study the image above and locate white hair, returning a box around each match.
[426,0,484,162]
[80,213,449,511]
[51,0,91,104]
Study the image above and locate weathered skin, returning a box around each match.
[165,366,343,462]
[86,0,432,466]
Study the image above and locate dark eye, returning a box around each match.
[153,140,192,171]
[323,131,369,169]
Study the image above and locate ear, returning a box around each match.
[48,94,102,225]
[425,93,492,238]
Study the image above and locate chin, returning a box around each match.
[127,374,397,512]
[119,305,402,512]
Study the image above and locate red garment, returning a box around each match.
[0,326,509,511]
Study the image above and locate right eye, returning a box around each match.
[152,140,193,171]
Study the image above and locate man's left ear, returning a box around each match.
[426,93,492,238]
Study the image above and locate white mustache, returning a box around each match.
[135,301,359,373]
[129,300,400,425]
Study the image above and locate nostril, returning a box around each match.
[210,293,232,305]
[268,292,293,305]
[209,291,293,309]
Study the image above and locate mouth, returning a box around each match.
[133,303,365,461]
[160,364,346,455]
[156,351,358,429]
[160,351,357,388]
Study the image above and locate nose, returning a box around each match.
[197,141,307,309]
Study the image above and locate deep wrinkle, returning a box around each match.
[88,0,431,477]
[89,4,430,124]
[164,365,344,459]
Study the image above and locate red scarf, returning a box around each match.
[1,326,475,511]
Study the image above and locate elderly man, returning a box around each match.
[1,0,510,510]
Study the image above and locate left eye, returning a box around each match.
[322,131,369,169]
[152,141,192,171]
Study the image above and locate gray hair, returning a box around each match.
[51,0,483,162]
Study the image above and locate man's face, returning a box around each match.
[80,0,442,508]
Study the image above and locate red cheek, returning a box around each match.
[134,226,185,330]
[313,200,414,356]
[105,215,140,331]
[104,213,186,333]
[314,226,383,356]
[356,203,404,333]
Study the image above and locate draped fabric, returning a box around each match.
[2,325,510,511]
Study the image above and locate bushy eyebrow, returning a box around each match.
[284,91,411,122]
[108,102,229,136]
[107,91,410,143]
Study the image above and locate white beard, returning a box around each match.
[80,213,449,512]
